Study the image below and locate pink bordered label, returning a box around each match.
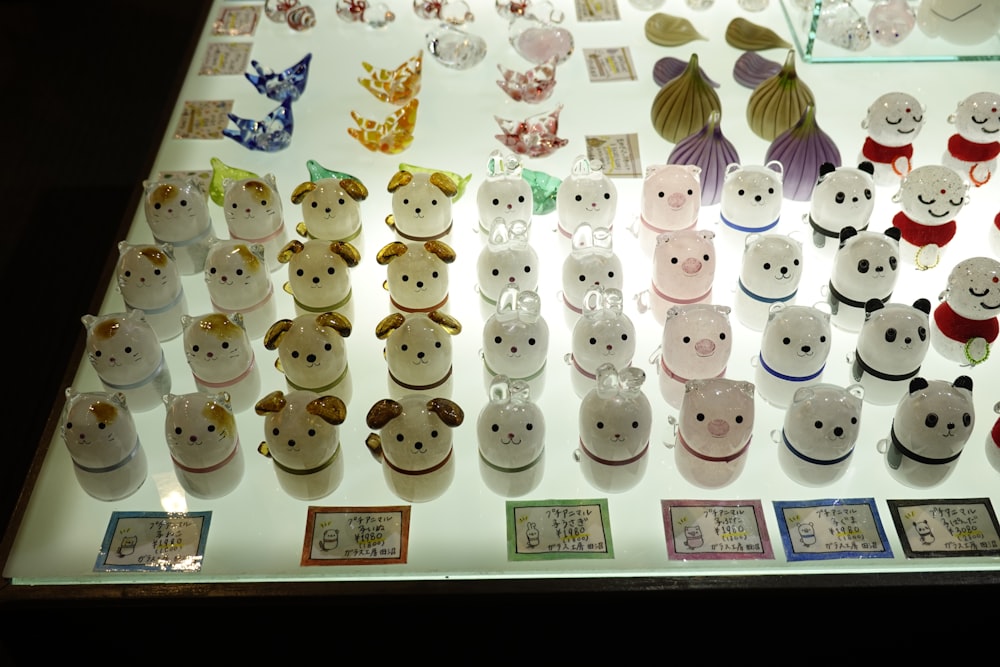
[301,506,410,566]
[662,499,774,561]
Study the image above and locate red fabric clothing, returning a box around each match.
[948,133,1000,162]
[933,301,999,344]
[892,211,956,247]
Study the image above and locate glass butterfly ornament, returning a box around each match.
[358,52,422,105]
[244,53,312,102]
[348,98,419,154]
[223,97,294,152]
[494,104,567,158]
[496,58,557,103]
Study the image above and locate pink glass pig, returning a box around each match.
[657,304,732,409]
[637,163,701,255]
[638,229,716,326]
[672,378,755,489]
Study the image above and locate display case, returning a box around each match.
[3,0,999,607]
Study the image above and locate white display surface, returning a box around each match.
[4,0,1000,591]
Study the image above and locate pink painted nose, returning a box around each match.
[668,192,686,208]
[682,258,702,275]
[694,338,715,356]
[708,419,729,437]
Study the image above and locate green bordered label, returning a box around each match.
[506,498,613,560]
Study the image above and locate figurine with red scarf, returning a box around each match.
[891,164,970,270]
[931,256,1000,367]
[859,91,926,187]
[943,91,1000,188]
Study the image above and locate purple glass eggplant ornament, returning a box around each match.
[668,110,739,207]
[765,104,840,202]
[245,53,312,102]
[223,97,294,152]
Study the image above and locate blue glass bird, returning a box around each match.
[223,97,294,152]
[245,53,312,102]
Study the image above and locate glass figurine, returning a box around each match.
[278,239,361,320]
[413,0,474,24]
[222,172,289,272]
[255,390,347,500]
[290,174,369,255]
[476,151,534,235]
[365,395,464,502]
[813,0,871,51]
[508,3,574,65]
[637,229,716,326]
[890,164,970,270]
[931,256,1000,367]
[859,92,925,186]
[264,312,354,401]
[245,53,312,102]
[115,242,187,342]
[358,51,423,105]
[477,376,546,497]
[522,167,561,215]
[181,312,261,414]
[61,389,148,501]
[555,155,617,239]
[477,219,539,310]
[81,310,171,413]
[141,176,217,275]
[734,233,803,331]
[482,284,549,393]
[265,0,300,23]
[208,157,258,207]
[719,160,784,240]
[577,364,652,494]
[426,24,487,70]
[638,164,702,257]
[657,304,732,409]
[399,162,473,201]
[868,0,915,46]
[494,104,567,158]
[348,98,419,154]
[377,240,456,315]
[776,383,863,487]
[805,161,876,250]
[385,168,458,243]
[567,286,637,399]
[203,239,276,340]
[879,376,974,488]
[754,304,832,409]
[825,227,901,332]
[560,224,622,322]
[851,298,931,406]
[336,0,395,27]
[943,91,1000,188]
[286,5,316,31]
[672,378,755,489]
[916,0,1000,45]
[223,97,294,152]
[496,59,557,103]
[376,311,462,399]
[987,402,1000,474]
[163,391,245,499]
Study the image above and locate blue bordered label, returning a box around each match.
[773,498,893,561]
[95,511,211,572]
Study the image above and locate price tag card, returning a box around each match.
[212,5,260,36]
[156,169,212,189]
[661,500,774,560]
[199,42,253,76]
[773,498,893,561]
[583,48,637,82]
[301,506,411,566]
[585,134,642,178]
[174,100,234,140]
[886,498,1000,558]
[95,511,211,572]
[575,0,620,21]
[506,499,613,560]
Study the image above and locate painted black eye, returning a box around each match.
[98,422,106,430]
[402,274,409,282]
[596,421,604,429]
[175,427,183,435]
[683,336,691,343]
[620,333,628,341]
[494,336,502,344]
[311,201,318,208]
[491,424,499,432]
[396,433,404,441]
[851,417,858,424]
[858,259,870,273]
[671,257,678,264]
[918,326,927,341]
[272,427,280,436]
[578,274,587,282]
[963,413,972,427]
[835,192,846,204]
[735,415,743,424]
[207,425,215,432]
[523,266,531,273]
[403,198,410,205]
[400,344,408,351]
[338,198,345,206]
[696,413,705,421]
[434,341,442,348]
[763,262,771,270]
[885,328,897,343]
[793,259,800,266]
[221,341,230,349]
[526,423,533,430]
[291,350,299,358]
[814,420,823,429]
[719,332,726,340]
[124,346,132,354]
[575,194,582,202]
[589,337,597,345]
[703,254,710,261]
[432,271,439,278]
[192,345,200,353]
[925,414,938,428]
[889,257,897,270]
[603,193,611,200]
[492,198,500,206]
[491,268,499,276]
[518,196,525,203]
[430,430,438,438]
[528,338,536,345]
[864,189,872,200]
[307,429,316,437]
[782,337,791,345]
[327,267,335,275]
[430,199,438,206]
[324,343,332,351]
[632,421,639,429]
[607,271,615,278]
[738,189,746,196]
[820,336,827,343]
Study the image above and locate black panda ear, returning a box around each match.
[913,298,931,314]
[839,226,858,247]
[819,162,837,178]
[858,161,875,176]
[909,377,929,394]
[954,375,973,392]
[885,227,902,242]
[865,298,885,316]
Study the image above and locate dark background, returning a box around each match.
[0,1,995,656]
